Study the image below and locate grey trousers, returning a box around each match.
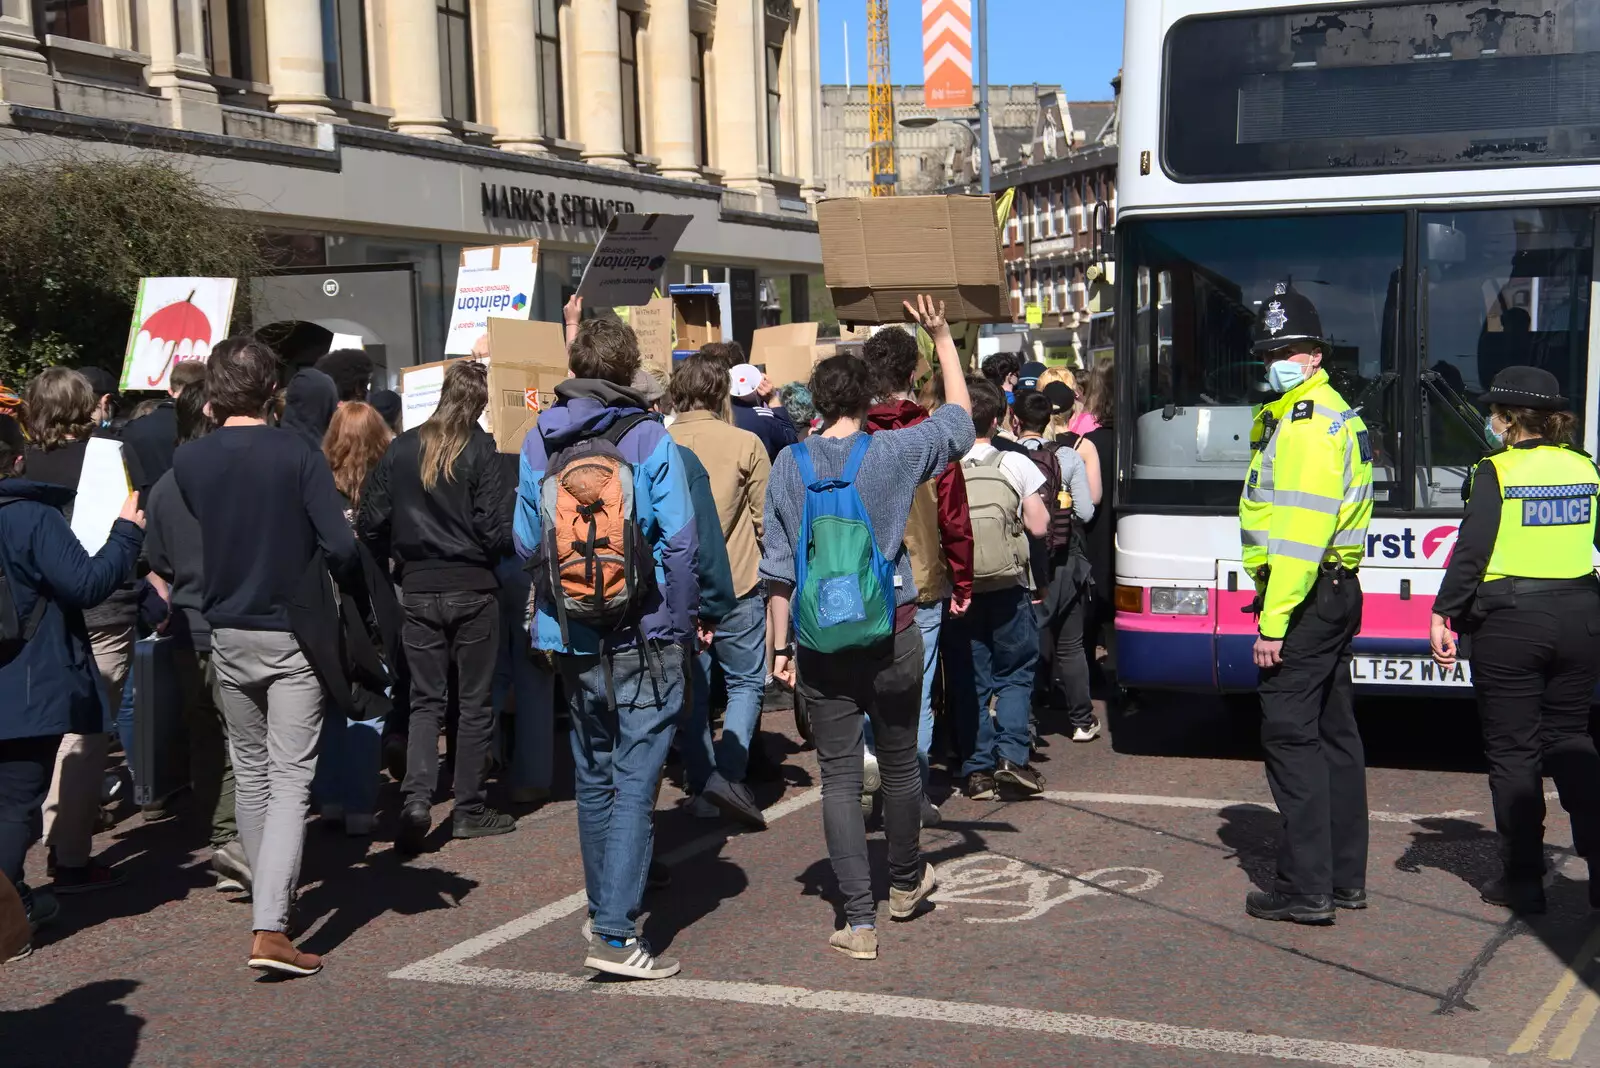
[212,628,323,934]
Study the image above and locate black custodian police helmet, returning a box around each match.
[1250,282,1330,355]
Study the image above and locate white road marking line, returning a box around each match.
[390,787,822,982]
[1042,791,1480,825]
[404,960,1489,1068]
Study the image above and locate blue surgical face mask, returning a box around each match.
[1266,358,1306,394]
[1005,390,1015,406]
[1484,415,1504,447]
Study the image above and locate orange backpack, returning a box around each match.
[531,414,656,644]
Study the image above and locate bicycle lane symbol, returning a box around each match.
[929,854,1163,923]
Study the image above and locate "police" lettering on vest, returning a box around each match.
[1522,497,1592,526]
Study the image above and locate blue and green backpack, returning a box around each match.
[791,436,896,653]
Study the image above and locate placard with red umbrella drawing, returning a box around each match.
[119,277,238,391]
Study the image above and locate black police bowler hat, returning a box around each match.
[1480,365,1567,410]
[1250,283,1329,355]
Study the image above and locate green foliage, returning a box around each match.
[0,154,266,384]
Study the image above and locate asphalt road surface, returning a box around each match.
[4,692,1599,1068]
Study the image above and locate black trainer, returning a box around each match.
[396,800,431,855]
[964,770,997,801]
[452,806,516,839]
[1333,888,1368,910]
[1245,890,1336,925]
[702,773,767,829]
[995,759,1045,795]
[1479,874,1546,914]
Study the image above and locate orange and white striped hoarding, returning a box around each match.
[922,0,974,109]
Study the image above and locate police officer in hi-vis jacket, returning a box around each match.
[1239,283,1374,926]
[1431,365,1600,915]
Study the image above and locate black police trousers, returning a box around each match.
[1468,583,1600,881]
[1258,569,1368,896]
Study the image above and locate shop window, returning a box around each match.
[765,42,783,172]
[536,0,563,138]
[437,0,474,123]
[321,0,367,101]
[619,9,641,155]
[691,31,709,167]
[38,0,96,42]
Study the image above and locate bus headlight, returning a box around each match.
[1149,588,1209,616]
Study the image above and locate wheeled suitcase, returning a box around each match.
[131,635,187,806]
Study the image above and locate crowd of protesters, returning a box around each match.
[0,299,1118,980]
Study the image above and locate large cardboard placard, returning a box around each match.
[668,282,731,359]
[750,322,820,388]
[576,214,691,308]
[120,277,238,391]
[817,195,1007,324]
[445,240,540,355]
[69,437,131,554]
[399,318,568,454]
[621,297,675,373]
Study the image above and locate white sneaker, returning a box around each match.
[686,795,720,819]
[862,750,881,795]
[1071,718,1103,743]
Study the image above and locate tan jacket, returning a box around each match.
[669,410,771,599]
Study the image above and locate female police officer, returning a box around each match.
[1431,365,1600,914]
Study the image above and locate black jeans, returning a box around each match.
[798,624,924,928]
[402,591,498,813]
[0,734,62,889]
[1050,583,1095,730]
[1258,570,1368,896]
[1469,586,1600,880]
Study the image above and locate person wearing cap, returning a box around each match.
[1431,366,1600,915]
[1238,283,1374,926]
[724,360,798,463]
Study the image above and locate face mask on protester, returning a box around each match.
[1484,414,1505,447]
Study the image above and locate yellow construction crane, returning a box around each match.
[867,0,897,196]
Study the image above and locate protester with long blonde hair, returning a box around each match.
[357,361,515,854]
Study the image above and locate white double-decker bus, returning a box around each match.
[1113,0,1599,698]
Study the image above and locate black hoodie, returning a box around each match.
[280,368,338,452]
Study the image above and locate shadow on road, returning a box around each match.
[0,979,143,1067]
[295,851,479,956]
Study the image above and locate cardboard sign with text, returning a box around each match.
[620,297,675,373]
[484,318,568,455]
[669,282,731,358]
[817,195,1007,324]
[750,322,820,388]
[576,214,691,308]
[445,240,540,355]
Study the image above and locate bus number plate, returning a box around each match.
[1349,656,1471,687]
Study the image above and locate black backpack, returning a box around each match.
[0,497,46,665]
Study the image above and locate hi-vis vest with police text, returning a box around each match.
[1481,445,1599,583]
[1239,369,1374,640]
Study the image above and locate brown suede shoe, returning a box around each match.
[247,931,323,978]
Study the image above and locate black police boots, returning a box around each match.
[1245,890,1336,925]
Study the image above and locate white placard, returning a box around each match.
[576,214,691,308]
[445,244,539,356]
[328,332,364,351]
[69,437,130,555]
[119,278,238,392]
[400,363,448,431]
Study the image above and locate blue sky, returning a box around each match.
[817,0,1125,102]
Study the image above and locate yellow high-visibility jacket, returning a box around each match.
[1239,369,1374,640]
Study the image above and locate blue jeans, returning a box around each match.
[682,591,768,791]
[115,675,135,775]
[311,708,383,817]
[558,642,684,941]
[948,585,1039,776]
[493,565,555,793]
[863,600,943,787]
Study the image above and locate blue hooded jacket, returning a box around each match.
[514,379,697,653]
[0,479,141,741]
